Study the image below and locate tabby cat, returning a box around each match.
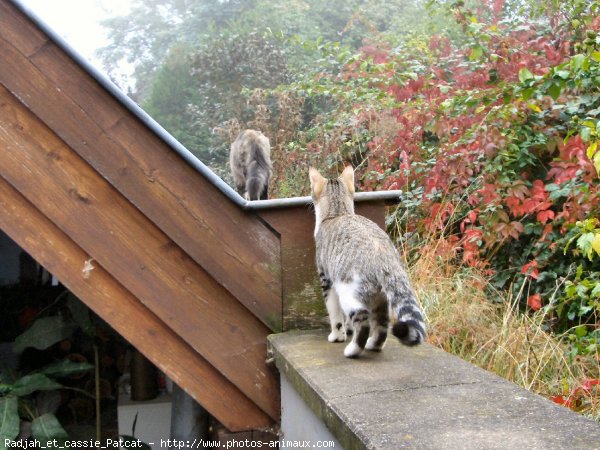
[230,129,272,200]
[310,166,426,358]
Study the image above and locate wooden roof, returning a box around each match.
[0,0,396,431]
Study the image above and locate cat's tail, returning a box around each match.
[245,141,272,200]
[390,289,426,346]
[245,160,269,200]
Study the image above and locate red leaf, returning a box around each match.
[550,395,573,408]
[530,179,548,200]
[534,201,553,212]
[537,209,555,223]
[468,210,477,223]
[580,379,600,392]
[527,293,542,311]
[521,260,539,279]
[541,223,553,241]
[505,196,523,217]
[550,395,567,405]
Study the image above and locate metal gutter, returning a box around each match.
[244,190,403,210]
[11,0,403,211]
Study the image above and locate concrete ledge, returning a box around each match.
[268,330,600,450]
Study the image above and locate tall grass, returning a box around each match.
[402,234,600,421]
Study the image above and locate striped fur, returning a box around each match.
[309,166,426,358]
[230,129,272,200]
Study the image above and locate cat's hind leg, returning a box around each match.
[320,271,346,342]
[365,298,389,351]
[325,290,347,343]
[335,280,370,358]
[345,309,370,358]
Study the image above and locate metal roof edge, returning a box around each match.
[245,190,403,210]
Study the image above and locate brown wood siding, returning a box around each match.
[0,0,282,332]
[0,176,273,431]
[0,84,279,420]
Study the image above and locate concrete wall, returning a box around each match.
[270,330,600,450]
[280,375,341,449]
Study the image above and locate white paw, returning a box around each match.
[365,336,385,351]
[328,330,346,343]
[344,342,362,358]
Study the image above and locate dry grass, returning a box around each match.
[404,239,600,421]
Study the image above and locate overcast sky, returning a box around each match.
[19,0,132,66]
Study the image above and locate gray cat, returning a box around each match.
[230,129,272,200]
[310,166,426,358]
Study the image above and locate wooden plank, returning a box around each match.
[0,1,282,331]
[0,175,272,432]
[0,1,48,56]
[0,85,279,420]
[257,206,325,331]
[258,202,387,331]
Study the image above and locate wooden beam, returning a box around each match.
[0,175,273,431]
[0,85,279,420]
[0,0,282,332]
[0,0,48,56]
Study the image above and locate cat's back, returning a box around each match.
[317,214,399,267]
[319,214,385,240]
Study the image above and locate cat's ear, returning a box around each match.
[340,165,355,194]
[309,167,325,198]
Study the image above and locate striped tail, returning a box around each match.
[391,294,426,346]
[245,142,271,200]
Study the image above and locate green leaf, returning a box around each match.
[469,45,483,61]
[549,185,572,201]
[594,151,600,175]
[40,360,94,378]
[587,141,598,159]
[548,83,562,100]
[32,414,68,448]
[521,87,535,101]
[518,68,534,83]
[577,232,596,260]
[0,397,19,450]
[581,120,596,129]
[11,374,62,397]
[580,126,592,142]
[593,233,600,257]
[571,54,587,71]
[66,295,95,336]
[13,316,77,354]
[575,325,588,338]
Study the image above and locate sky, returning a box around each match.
[19,0,132,70]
